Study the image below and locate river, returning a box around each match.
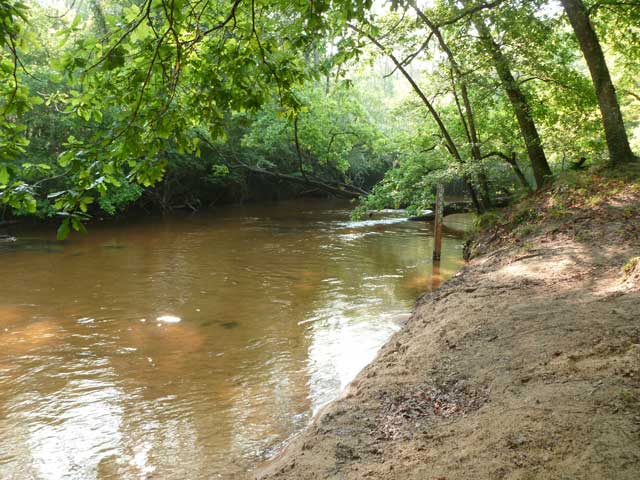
[0,200,467,479]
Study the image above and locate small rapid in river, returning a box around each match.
[0,200,467,479]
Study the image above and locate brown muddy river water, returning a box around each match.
[0,200,466,479]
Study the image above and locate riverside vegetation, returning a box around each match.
[0,0,638,233]
[1,0,639,479]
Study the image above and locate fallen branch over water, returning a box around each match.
[230,162,367,199]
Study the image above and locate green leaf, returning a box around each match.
[71,217,84,232]
[71,14,82,29]
[57,151,74,167]
[57,219,71,241]
[0,166,8,185]
[24,196,36,214]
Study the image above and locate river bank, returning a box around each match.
[256,171,640,479]
[0,200,469,479]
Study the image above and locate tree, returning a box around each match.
[348,22,484,212]
[560,0,636,165]
[0,0,44,215]
[469,9,553,189]
[408,0,494,207]
[2,0,639,231]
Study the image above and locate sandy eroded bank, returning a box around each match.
[256,179,640,480]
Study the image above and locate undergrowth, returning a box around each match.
[623,257,640,277]
[467,164,640,257]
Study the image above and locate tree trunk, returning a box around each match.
[480,151,532,191]
[410,2,492,209]
[451,74,493,209]
[348,23,483,213]
[560,0,635,165]
[472,17,552,189]
[508,157,532,192]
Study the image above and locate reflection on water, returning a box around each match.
[0,199,465,479]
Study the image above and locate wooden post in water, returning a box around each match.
[431,260,442,290]
[433,183,444,262]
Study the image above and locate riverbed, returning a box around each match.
[0,200,466,479]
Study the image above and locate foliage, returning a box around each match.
[0,0,42,214]
[623,257,640,277]
[0,0,638,237]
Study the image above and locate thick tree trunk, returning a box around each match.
[560,0,635,165]
[472,17,552,189]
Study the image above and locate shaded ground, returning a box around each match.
[255,174,640,480]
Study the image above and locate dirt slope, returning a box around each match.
[255,178,640,480]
